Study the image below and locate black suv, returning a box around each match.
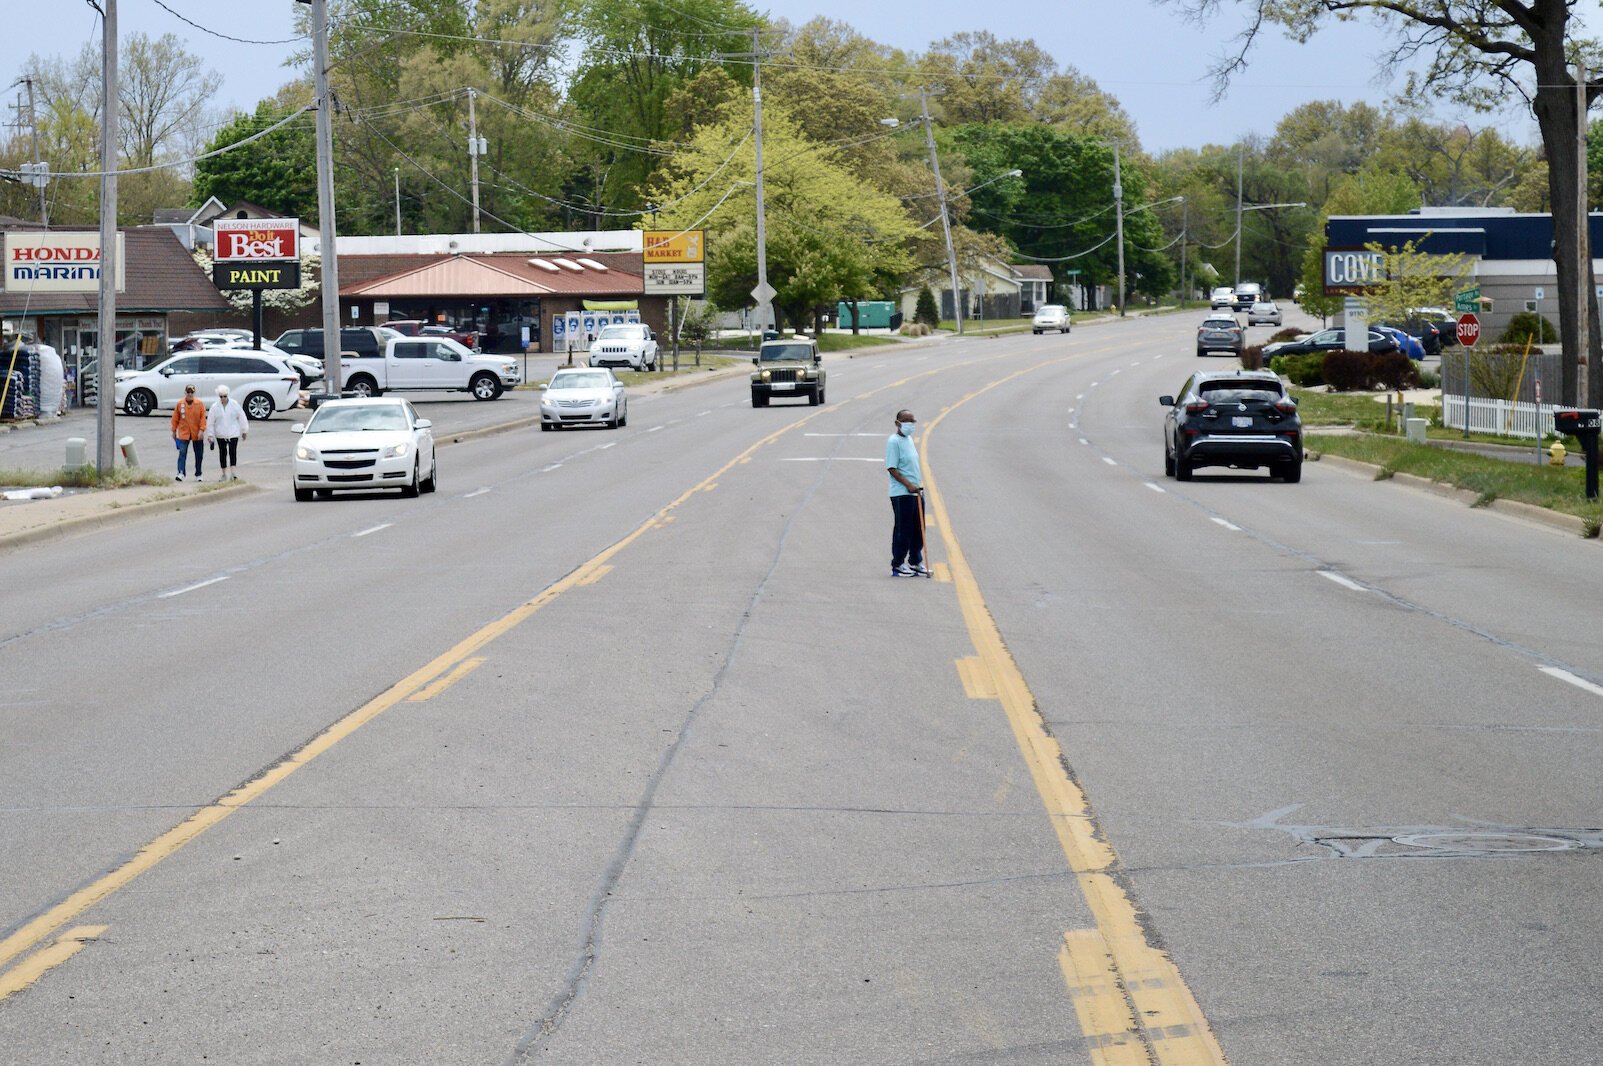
[1161,369,1302,482]
[272,327,395,359]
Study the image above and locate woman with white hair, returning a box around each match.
[206,384,249,481]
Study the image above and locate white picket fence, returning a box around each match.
[1440,394,1556,440]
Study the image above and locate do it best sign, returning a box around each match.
[213,218,300,262]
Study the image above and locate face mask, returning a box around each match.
[900,422,915,437]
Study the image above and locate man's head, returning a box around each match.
[184,384,197,399]
[895,409,916,437]
[216,384,230,399]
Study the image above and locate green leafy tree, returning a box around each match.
[1356,237,1472,325]
[1296,167,1423,319]
[915,286,940,327]
[192,87,318,219]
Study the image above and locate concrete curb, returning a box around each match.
[1309,450,1592,538]
[0,480,258,554]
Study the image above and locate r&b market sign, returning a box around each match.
[3,232,126,293]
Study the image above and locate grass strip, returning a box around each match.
[0,466,170,490]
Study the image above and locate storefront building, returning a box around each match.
[0,224,229,406]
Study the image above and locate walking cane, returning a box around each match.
[915,489,933,578]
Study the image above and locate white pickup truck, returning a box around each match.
[339,337,522,400]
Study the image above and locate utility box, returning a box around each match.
[1405,418,1428,443]
[836,301,901,330]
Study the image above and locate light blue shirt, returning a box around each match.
[886,430,921,497]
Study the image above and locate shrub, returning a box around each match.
[1417,367,1440,389]
[1372,351,1420,389]
[1267,327,1304,344]
[1240,345,1266,370]
[1499,311,1558,345]
[1272,352,1325,387]
[1321,350,1420,391]
[914,286,940,327]
[899,322,932,337]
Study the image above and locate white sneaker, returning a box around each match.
[195,475,203,483]
[174,474,184,482]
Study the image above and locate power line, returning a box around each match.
[148,0,308,45]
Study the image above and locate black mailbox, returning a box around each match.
[1553,408,1602,499]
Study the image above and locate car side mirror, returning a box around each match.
[291,423,306,433]
[538,383,548,390]
[415,419,432,430]
[752,357,760,366]
[814,354,822,364]
[1159,395,1175,406]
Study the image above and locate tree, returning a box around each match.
[1295,166,1423,319]
[917,32,1052,126]
[192,86,318,220]
[1163,0,1603,405]
[1356,238,1473,325]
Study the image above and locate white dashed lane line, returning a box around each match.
[1101,457,1117,466]
[1210,517,1242,531]
[646,426,663,433]
[540,463,562,472]
[158,576,230,599]
[1145,482,1165,493]
[1539,666,1603,699]
[1319,571,1368,592]
[352,523,392,538]
[463,488,491,498]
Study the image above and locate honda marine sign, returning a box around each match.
[3,231,126,293]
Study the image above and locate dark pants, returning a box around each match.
[890,494,923,568]
[216,437,239,469]
[175,438,203,477]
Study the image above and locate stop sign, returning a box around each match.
[1457,312,1481,347]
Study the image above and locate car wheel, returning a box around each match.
[1280,458,1303,483]
[1164,446,1175,477]
[1033,329,1041,335]
[817,387,826,404]
[1176,455,1194,481]
[347,374,378,398]
[1197,347,1207,358]
[244,391,274,420]
[421,455,437,493]
[608,410,620,428]
[752,392,768,408]
[1062,326,1070,334]
[124,388,155,417]
[808,386,821,406]
[402,459,421,497]
[619,403,628,427]
[294,486,313,502]
[541,422,553,432]
[470,372,502,400]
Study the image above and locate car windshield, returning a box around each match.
[598,326,644,339]
[307,406,409,432]
[552,373,610,389]
[760,344,814,362]
[1036,306,1065,315]
[1199,380,1284,401]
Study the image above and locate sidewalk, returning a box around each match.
[0,479,254,551]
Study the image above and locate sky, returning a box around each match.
[10,0,1541,155]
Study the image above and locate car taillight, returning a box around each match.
[1185,400,1210,414]
[1274,398,1297,414]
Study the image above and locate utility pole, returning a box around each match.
[24,77,45,225]
[94,0,118,474]
[751,27,774,336]
[1234,147,1244,289]
[310,0,342,395]
[393,168,401,236]
[467,88,483,235]
[921,87,963,334]
[1580,60,1595,409]
[1114,142,1126,316]
[1179,196,1188,309]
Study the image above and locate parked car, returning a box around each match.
[383,319,480,351]
[1031,304,1072,334]
[588,323,659,371]
[1197,313,1246,357]
[1247,300,1283,326]
[339,337,521,400]
[1414,308,1460,347]
[290,397,436,500]
[751,337,824,406]
[1160,369,1302,482]
[1262,328,1400,358]
[114,351,303,420]
[171,328,253,352]
[1374,325,1426,360]
[540,367,627,430]
[1210,287,1235,309]
[272,326,402,360]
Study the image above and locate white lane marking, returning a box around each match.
[463,488,490,498]
[720,402,736,408]
[1090,381,1100,388]
[540,463,563,472]
[159,575,230,599]
[1076,393,1085,400]
[1210,517,1242,531]
[1079,438,1089,445]
[1145,482,1165,494]
[1319,571,1367,592]
[646,425,663,433]
[1130,361,1141,367]
[1101,457,1117,466]
[1539,666,1603,699]
[1111,369,1121,376]
[352,523,392,538]
[1066,408,1075,416]
[781,457,882,462]
[697,410,712,417]
[598,442,616,450]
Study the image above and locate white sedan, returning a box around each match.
[1031,304,1072,334]
[540,367,627,430]
[290,397,436,500]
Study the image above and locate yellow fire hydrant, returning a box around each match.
[1549,440,1567,466]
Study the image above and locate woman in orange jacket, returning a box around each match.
[171,383,208,481]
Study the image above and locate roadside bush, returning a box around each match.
[914,286,940,327]
[1271,352,1324,387]
[1240,345,1266,371]
[1321,350,1420,391]
[1267,327,1304,344]
[899,322,932,337]
[1499,311,1558,345]
[1417,366,1441,389]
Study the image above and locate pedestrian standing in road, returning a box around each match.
[886,409,929,577]
[206,384,248,481]
[171,383,207,482]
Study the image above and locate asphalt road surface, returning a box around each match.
[2,315,1601,1065]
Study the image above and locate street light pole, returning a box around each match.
[310,0,342,395]
[1114,141,1126,316]
[1179,196,1188,309]
[751,28,775,336]
[921,87,963,334]
[1234,147,1244,289]
[94,0,118,474]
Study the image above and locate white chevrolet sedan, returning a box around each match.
[540,367,627,430]
[290,397,436,500]
[1031,304,1071,334]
